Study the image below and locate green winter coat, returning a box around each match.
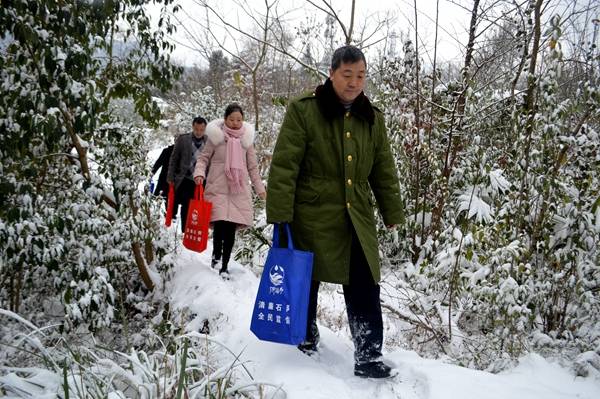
[266,79,403,284]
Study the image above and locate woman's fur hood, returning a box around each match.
[205,119,255,148]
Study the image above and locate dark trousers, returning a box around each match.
[173,178,196,233]
[212,220,237,270]
[304,229,383,364]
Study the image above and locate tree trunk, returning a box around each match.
[430,0,480,234]
[129,196,155,291]
[144,204,155,266]
[412,0,422,254]
[347,0,356,44]
[132,242,155,291]
[420,0,440,246]
[516,0,544,231]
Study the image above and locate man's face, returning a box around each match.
[329,60,366,103]
[192,122,206,138]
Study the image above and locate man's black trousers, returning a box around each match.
[303,228,384,364]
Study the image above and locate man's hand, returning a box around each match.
[194,176,203,185]
[258,191,267,200]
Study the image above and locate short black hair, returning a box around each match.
[330,45,367,71]
[192,116,207,125]
[224,103,244,118]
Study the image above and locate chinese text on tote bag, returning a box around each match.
[183,185,212,252]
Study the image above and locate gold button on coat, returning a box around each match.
[346,132,351,138]
[347,155,352,162]
[347,179,352,186]
[346,202,351,209]
[345,112,350,118]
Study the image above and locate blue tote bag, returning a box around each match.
[250,223,313,345]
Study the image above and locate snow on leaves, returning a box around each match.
[0,1,180,332]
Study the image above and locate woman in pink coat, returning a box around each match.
[194,104,266,277]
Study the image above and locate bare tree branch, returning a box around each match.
[305,0,349,41]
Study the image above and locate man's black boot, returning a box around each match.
[297,341,318,356]
[354,361,393,378]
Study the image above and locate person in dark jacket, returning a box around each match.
[167,116,208,232]
[151,142,174,200]
[266,45,403,379]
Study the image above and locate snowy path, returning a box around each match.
[167,245,600,399]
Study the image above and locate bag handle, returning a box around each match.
[194,184,205,201]
[272,223,294,250]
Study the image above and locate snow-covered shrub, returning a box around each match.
[167,86,222,134]
[0,311,283,398]
[373,16,599,369]
[0,1,181,331]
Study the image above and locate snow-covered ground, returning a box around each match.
[168,238,600,399]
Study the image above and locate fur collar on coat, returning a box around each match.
[205,119,255,148]
[315,78,376,126]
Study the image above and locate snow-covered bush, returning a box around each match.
[373,15,599,369]
[0,1,181,331]
[167,86,222,134]
[0,311,283,398]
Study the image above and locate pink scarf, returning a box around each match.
[223,123,245,193]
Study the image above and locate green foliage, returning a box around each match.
[373,12,599,368]
[0,1,181,331]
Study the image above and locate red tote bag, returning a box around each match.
[165,183,175,227]
[183,185,212,252]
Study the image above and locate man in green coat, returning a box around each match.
[266,45,403,378]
